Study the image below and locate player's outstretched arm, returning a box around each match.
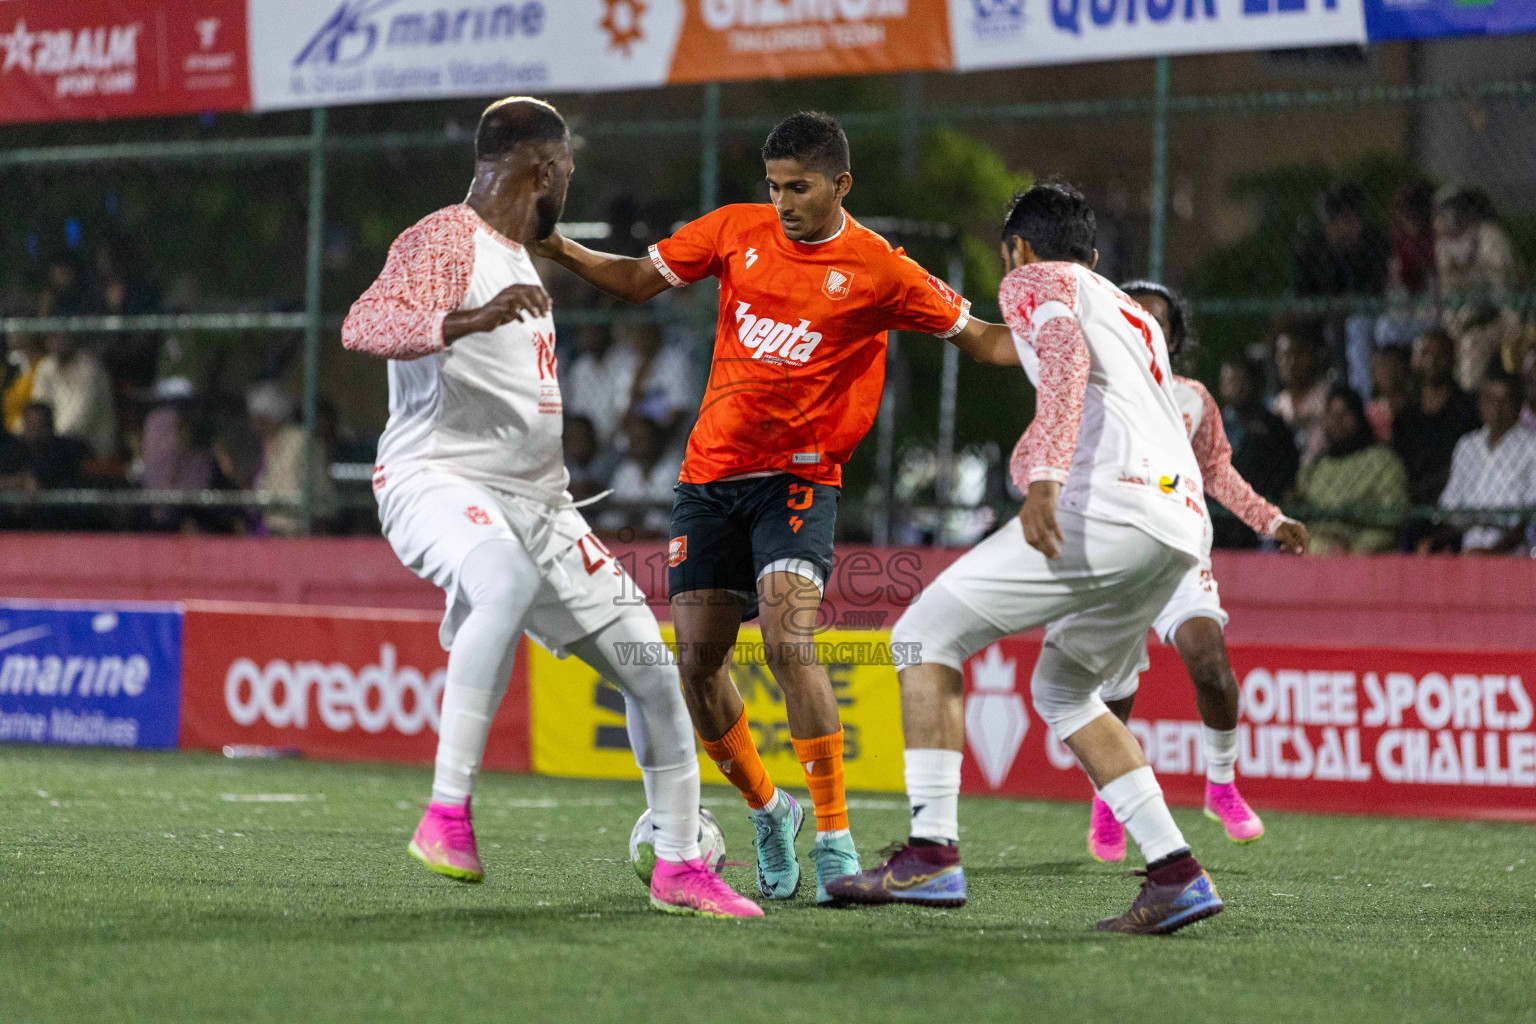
[530,228,671,304]
[1186,378,1308,553]
[948,318,1020,366]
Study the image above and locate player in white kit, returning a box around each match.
[340,97,761,919]
[1083,282,1309,862]
[828,183,1223,934]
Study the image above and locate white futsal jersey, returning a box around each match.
[342,204,568,504]
[1002,262,1208,560]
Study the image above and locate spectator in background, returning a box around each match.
[30,333,116,459]
[1393,328,1479,509]
[1269,318,1331,466]
[1293,182,1390,299]
[90,241,162,392]
[1366,345,1410,443]
[1348,182,1440,396]
[563,414,615,502]
[560,325,633,447]
[19,402,88,489]
[1297,385,1408,555]
[1217,355,1298,547]
[1521,346,1536,431]
[4,332,45,433]
[601,412,681,538]
[139,376,213,532]
[1435,186,1524,393]
[1427,371,1536,555]
[242,381,336,537]
[619,321,694,437]
[37,256,85,317]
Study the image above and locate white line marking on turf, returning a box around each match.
[220,793,324,803]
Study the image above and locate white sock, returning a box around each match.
[1204,726,1238,785]
[1098,766,1187,864]
[760,788,785,816]
[430,541,538,807]
[905,748,962,844]
[642,761,702,862]
[816,829,851,842]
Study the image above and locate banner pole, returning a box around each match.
[301,107,328,535]
[700,83,721,213]
[1149,56,1171,282]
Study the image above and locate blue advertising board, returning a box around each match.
[0,601,184,749]
[1366,0,1536,39]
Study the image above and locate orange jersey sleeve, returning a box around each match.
[648,205,736,287]
[884,250,971,338]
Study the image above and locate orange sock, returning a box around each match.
[792,730,849,833]
[700,711,776,810]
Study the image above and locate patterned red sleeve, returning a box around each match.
[1185,377,1285,536]
[1000,264,1087,489]
[341,207,476,360]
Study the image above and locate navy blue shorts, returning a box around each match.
[667,473,839,622]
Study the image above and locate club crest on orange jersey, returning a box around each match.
[822,267,854,300]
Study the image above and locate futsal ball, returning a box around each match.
[630,807,727,885]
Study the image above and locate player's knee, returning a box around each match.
[1179,630,1235,697]
[890,590,966,671]
[675,637,732,692]
[1030,644,1110,741]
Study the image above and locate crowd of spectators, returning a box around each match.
[1213,181,1536,555]
[1,245,337,536]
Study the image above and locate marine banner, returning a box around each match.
[0,600,184,749]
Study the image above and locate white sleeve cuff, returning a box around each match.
[1027,467,1071,485]
[647,245,685,289]
[937,298,973,340]
[1265,514,1291,537]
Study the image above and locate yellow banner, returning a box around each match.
[529,626,905,793]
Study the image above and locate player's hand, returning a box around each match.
[526,229,564,261]
[1273,517,1309,555]
[444,284,552,343]
[1019,480,1064,559]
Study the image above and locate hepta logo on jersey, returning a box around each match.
[732,302,824,365]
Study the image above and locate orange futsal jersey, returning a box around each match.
[648,204,971,486]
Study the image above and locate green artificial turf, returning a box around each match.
[2,746,1532,1023]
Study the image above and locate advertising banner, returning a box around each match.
[1364,0,1536,40]
[950,0,1367,73]
[178,601,529,770]
[962,638,1536,821]
[0,0,250,125]
[530,625,908,792]
[0,600,183,749]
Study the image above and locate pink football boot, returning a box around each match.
[409,798,484,883]
[1088,794,1127,863]
[1204,781,1265,843]
[650,858,764,918]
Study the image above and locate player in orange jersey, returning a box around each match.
[535,112,1016,905]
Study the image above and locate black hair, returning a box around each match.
[1001,181,1096,264]
[1120,279,1192,351]
[1321,180,1370,220]
[1270,314,1326,353]
[1482,367,1525,407]
[761,112,850,178]
[476,97,567,161]
[1324,384,1375,459]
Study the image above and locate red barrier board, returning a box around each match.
[0,0,249,125]
[959,639,1536,821]
[178,601,529,771]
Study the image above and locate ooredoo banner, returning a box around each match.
[963,638,1536,820]
[0,600,183,749]
[177,601,530,770]
[0,0,250,125]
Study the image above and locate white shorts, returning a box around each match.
[1099,556,1228,702]
[897,512,1193,685]
[378,470,636,655]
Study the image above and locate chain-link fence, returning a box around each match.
[3,36,1534,551]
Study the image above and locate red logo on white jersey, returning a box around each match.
[533,329,558,380]
[822,267,854,300]
[732,302,823,365]
[669,536,687,567]
[464,506,492,525]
